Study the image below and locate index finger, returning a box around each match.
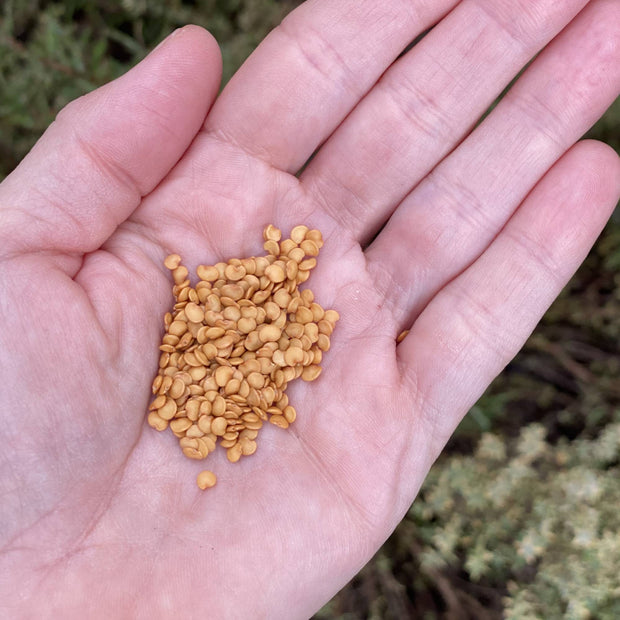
[204,0,458,173]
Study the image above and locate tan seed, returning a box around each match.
[396,329,409,343]
[211,417,228,436]
[263,224,282,242]
[197,470,217,489]
[170,418,192,434]
[295,306,314,324]
[197,415,212,434]
[290,225,309,244]
[283,405,297,424]
[168,320,188,337]
[158,397,177,420]
[172,266,189,285]
[301,365,322,382]
[258,324,282,343]
[147,411,168,431]
[284,346,304,366]
[225,264,246,281]
[300,240,319,256]
[197,265,220,281]
[168,378,185,400]
[214,365,234,387]
[226,444,243,463]
[265,264,286,283]
[185,302,204,323]
[149,394,166,411]
[324,309,340,323]
[240,438,257,456]
[263,240,280,256]
[288,247,305,263]
[164,254,181,270]
[269,415,289,429]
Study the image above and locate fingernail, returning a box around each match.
[153,27,184,52]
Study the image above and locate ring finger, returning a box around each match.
[301,0,590,243]
[365,0,620,326]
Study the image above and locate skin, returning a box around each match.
[0,0,619,617]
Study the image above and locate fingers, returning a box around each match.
[203,0,458,173]
[365,0,620,324]
[0,26,222,260]
[301,0,590,242]
[398,140,620,458]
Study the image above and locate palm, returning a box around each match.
[1,2,619,617]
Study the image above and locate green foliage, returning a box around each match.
[412,422,620,619]
[0,0,298,178]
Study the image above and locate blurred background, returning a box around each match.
[1,1,618,618]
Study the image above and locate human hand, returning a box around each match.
[1,1,618,617]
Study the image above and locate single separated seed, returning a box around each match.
[197,470,217,490]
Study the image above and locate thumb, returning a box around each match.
[0,25,221,259]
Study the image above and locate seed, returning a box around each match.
[211,417,228,436]
[263,224,282,242]
[295,306,313,324]
[306,229,323,245]
[286,260,298,280]
[269,415,289,429]
[226,444,243,462]
[301,365,322,382]
[169,418,192,433]
[225,264,246,281]
[318,319,334,336]
[290,225,309,244]
[215,365,234,387]
[300,240,319,256]
[186,424,205,438]
[212,395,226,416]
[263,240,280,256]
[240,438,257,456]
[149,394,166,411]
[224,378,241,395]
[247,372,265,389]
[272,289,291,309]
[183,447,203,460]
[324,309,340,323]
[396,329,409,343]
[147,411,168,431]
[237,317,256,334]
[172,265,189,285]
[197,470,217,490]
[258,324,281,343]
[167,378,184,400]
[283,406,297,424]
[158,397,177,420]
[164,254,181,270]
[317,333,331,351]
[197,415,212,434]
[197,265,219,281]
[168,320,187,337]
[185,302,204,323]
[265,264,285,283]
[196,438,210,458]
[151,225,338,485]
[284,346,304,366]
[288,247,305,263]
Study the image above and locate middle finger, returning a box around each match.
[301,0,589,243]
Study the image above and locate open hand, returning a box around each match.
[1,1,618,617]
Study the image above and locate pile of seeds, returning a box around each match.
[148,225,338,489]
